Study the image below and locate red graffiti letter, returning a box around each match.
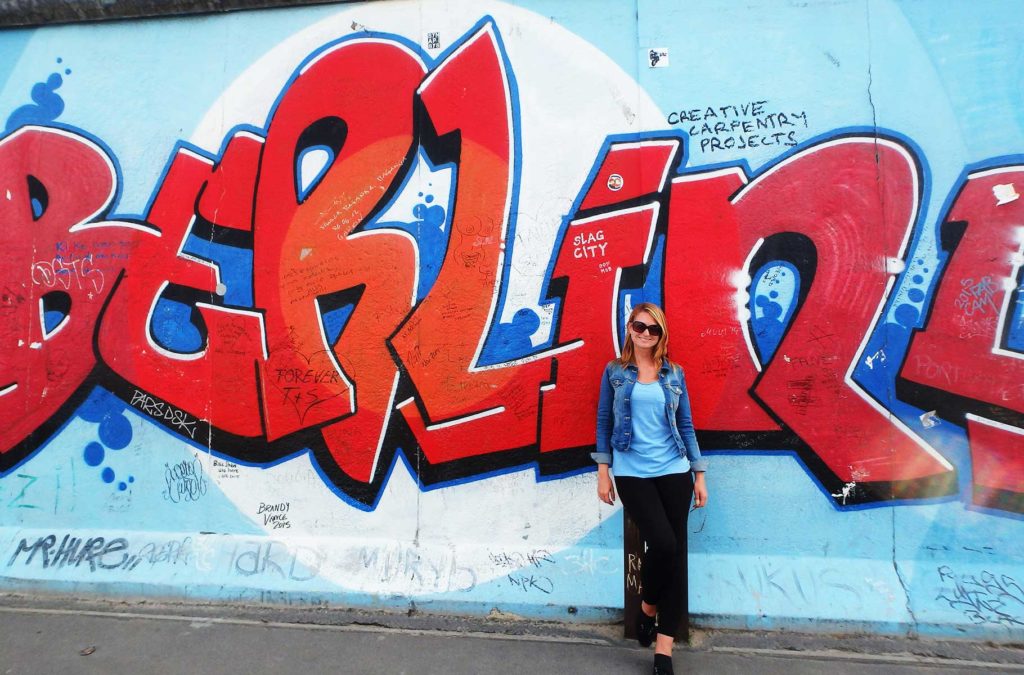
[393,22,549,466]
[253,38,424,483]
[98,133,266,436]
[0,126,125,461]
[900,166,1024,512]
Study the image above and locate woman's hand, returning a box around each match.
[693,471,708,508]
[597,465,616,505]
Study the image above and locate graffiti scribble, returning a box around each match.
[937,565,1024,628]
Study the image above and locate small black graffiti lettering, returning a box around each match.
[506,573,554,594]
[263,514,291,529]
[274,368,341,385]
[665,100,809,153]
[936,565,1024,627]
[257,502,292,529]
[130,537,195,570]
[163,457,208,504]
[488,549,554,570]
[129,389,197,438]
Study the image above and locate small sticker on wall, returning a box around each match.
[607,173,624,191]
[993,183,1019,205]
[648,48,669,68]
[427,32,441,50]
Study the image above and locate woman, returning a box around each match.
[594,302,707,675]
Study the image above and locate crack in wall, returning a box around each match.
[892,506,920,636]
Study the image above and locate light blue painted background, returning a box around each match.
[0,0,1022,638]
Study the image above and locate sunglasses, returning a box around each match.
[630,320,663,337]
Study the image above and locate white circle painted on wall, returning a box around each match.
[189,0,663,596]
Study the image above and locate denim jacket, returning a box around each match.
[593,359,708,472]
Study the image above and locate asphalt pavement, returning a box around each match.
[2,595,1023,674]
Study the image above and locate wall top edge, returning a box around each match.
[0,0,368,28]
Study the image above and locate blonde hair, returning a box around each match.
[618,302,670,366]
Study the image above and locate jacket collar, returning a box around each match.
[624,360,671,374]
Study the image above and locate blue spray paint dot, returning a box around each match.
[413,202,446,229]
[425,194,434,203]
[98,412,132,450]
[128,476,135,483]
[101,467,115,484]
[118,482,127,491]
[907,288,925,303]
[769,290,779,299]
[83,442,105,467]
[56,57,62,63]
[64,68,71,75]
[4,73,65,132]
[923,268,930,274]
[912,275,924,284]
[894,303,920,328]
[916,259,924,265]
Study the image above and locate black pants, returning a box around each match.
[616,472,694,638]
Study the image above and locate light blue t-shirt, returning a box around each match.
[612,381,689,478]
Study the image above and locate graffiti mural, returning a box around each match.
[2,18,1019,513]
[1,0,1022,639]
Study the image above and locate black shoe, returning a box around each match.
[653,654,674,674]
[635,610,656,648]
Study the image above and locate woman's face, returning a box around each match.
[628,309,662,351]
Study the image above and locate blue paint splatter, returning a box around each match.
[750,262,799,363]
[76,388,135,488]
[369,190,451,301]
[894,303,920,328]
[907,288,925,303]
[479,308,542,362]
[413,202,446,229]
[5,72,65,132]
[83,442,104,467]
[98,412,132,450]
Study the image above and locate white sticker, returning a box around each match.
[993,183,1019,205]
[648,48,669,68]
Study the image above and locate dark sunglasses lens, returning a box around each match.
[631,321,662,337]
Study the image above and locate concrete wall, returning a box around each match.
[1,0,1022,640]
